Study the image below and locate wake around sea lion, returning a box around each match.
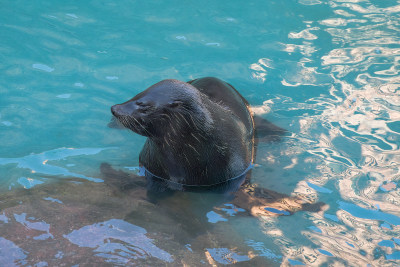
[111,77,282,191]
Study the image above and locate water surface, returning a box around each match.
[1,0,400,266]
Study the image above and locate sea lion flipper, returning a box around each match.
[253,115,286,142]
[233,186,326,217]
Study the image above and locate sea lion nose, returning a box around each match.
[111,101,152,117]
[111,104,121,116]
[111,103,133,116]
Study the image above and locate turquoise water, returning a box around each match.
[1,0,400,266]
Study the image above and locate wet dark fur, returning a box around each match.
[111,77,254,186]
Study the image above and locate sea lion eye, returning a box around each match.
[167,101,183,108]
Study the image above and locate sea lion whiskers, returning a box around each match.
[166,114,180,136]
[175,111,191,127]
[161,131,172,148]
[127,115,153,137]
[187,143,200,156]
[190,132,201,143]
[174,112,210,143]
[159,113,172,120]
[178,110,209,136]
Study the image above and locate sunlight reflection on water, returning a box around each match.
[64,219,173,264]
[249,0,400,265]
[0,148,111,186]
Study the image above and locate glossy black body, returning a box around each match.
[111,77,254,186]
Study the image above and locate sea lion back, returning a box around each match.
[188,77,253,130]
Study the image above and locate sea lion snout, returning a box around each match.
[111,103,130,117]
[111,100,152,118]
[111,100,155,136]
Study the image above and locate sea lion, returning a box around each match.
[111,77,278,191]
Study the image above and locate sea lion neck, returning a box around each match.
[149,132,228,185]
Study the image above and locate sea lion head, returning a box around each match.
[111,79,211,138]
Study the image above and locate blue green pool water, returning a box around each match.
[1,0,400,265]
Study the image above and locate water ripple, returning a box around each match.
[252,0,400,265]
[0,148,111,185]
[0,237,27,266]
[64,219,173,264]
[1,0,400,265]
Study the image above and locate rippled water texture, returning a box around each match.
[1,0,400,266]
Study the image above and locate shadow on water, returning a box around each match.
[0,129,325,266]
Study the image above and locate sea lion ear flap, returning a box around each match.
[186,79,197,84]
[253,115,287,142]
